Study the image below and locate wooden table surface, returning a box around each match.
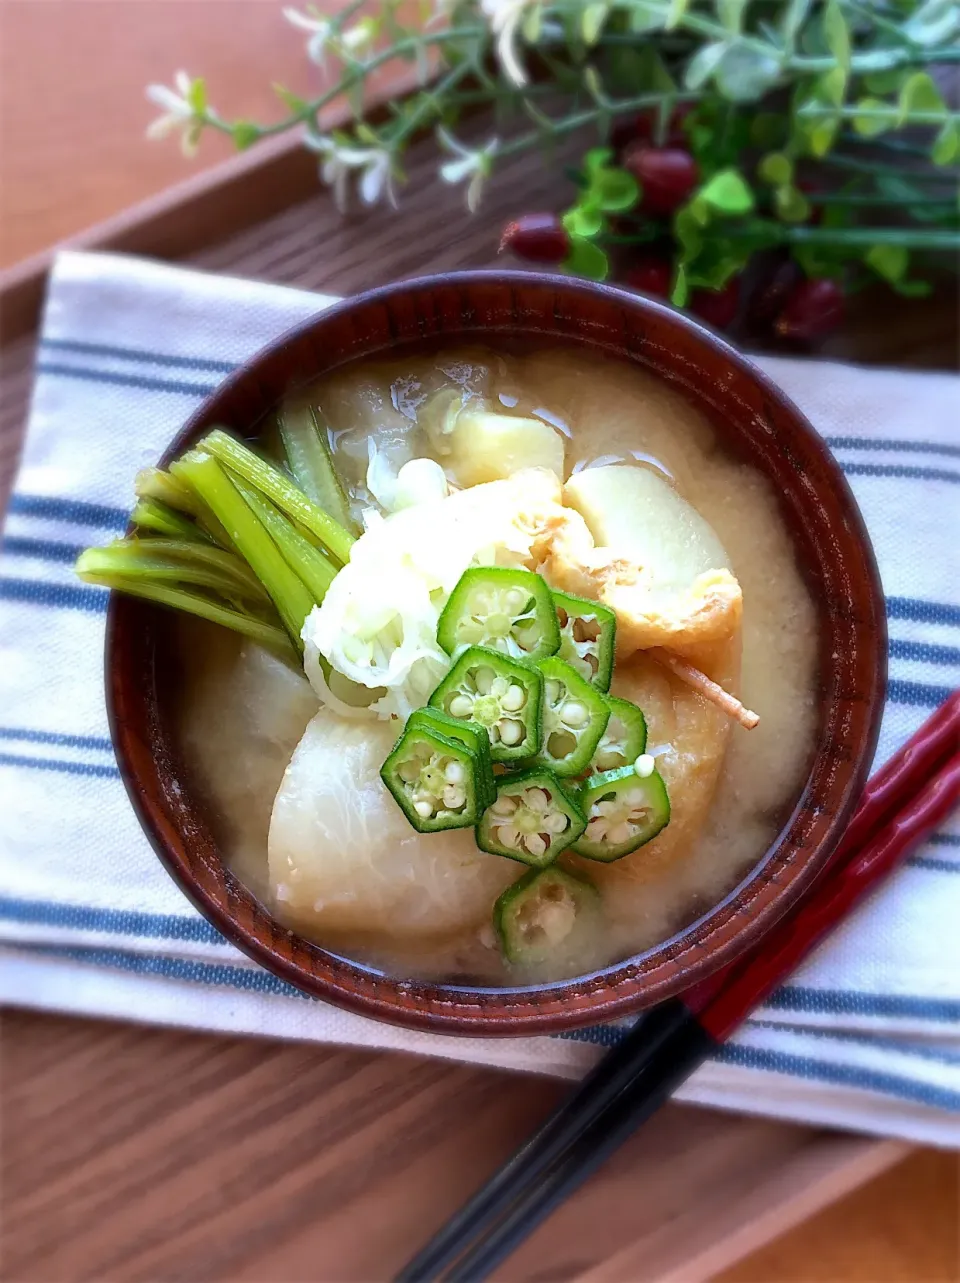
[1,4,958,1281]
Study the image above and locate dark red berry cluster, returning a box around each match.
[498,106,846,345]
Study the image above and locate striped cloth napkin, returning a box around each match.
[1,250,958,1148]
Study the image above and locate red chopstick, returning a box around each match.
[687,688,960,1038]
[690,748,960,1040]
[397,692,960,1283]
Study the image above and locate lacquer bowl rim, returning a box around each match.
[106,269,886,1036]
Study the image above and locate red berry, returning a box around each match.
[775,278,845,341]
[624,147,700,217]
[624,256,673,299]
[690,278,741,331]
[500,214,569,264]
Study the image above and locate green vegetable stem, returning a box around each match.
[202,428,356,566]
[172,449,317,651]
[278,402,359,538]
[75,544,297,662]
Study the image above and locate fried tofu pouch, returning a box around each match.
[571,639,735,927]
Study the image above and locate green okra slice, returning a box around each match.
[477,769,585,868]
[588,695,648,774]
[380,723,484,833]
[551,589,616,691]
[574,763,670,862]
[493,866,601,967]
[529,656,610,777]
[428,645,542,763]
[406,707,497,809]
[437,567,560,662]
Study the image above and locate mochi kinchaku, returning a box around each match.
[79,345,818,985]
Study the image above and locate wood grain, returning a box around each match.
[0,1007,928,1283]
[1,3,958,1279]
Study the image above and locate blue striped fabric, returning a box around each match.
[0,251,957,1148]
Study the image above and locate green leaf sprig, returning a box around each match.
[144,1,960,302]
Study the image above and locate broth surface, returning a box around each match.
[177,346,819,985]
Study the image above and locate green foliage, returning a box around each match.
[698,169,755,215]
[898,71,946,122]
[864,244,933,296]
[758,152,793,186]
[564,236,610,280]
[231,121,261,151]
[560,148,638,278]
[932,120,960,165]
[144,0,960,304]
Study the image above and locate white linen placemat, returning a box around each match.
[1,250,958,1148]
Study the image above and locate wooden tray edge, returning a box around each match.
[0,132,313,345]
[0,69,427,345]
[575,1135,910,1283]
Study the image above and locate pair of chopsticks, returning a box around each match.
[397,691,960,1283]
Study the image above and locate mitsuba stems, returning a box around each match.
[74,560,297,662]
[75,540,271,607]
[135,466,233,548]
[278,402,359,537]
[131,498,211,543]
[231,475,338,605]
[171,449,316,651]
[202,428,356,565]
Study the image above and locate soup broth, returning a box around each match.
[177,345,819,986]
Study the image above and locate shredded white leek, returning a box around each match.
[303,639,379,721]
[366,443,449,513]
[302,470,564,722]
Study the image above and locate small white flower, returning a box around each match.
[438,129,499,212]
[481,0,541,86]
[145,71,202,157]
[285,8,376,65]
[340,17,378,58]
[429,0,461,23]
[307,135,397,210]
[283,6,334,65]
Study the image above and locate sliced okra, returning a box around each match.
[588,695,648,774]
[380,723,483,833]
[437,567,560,662]
[477,769,585,868]
[406,706,497,809]
[494,866,601,966]
[528,656,609,777]
[573,764,670,861]
[428,645,542,763]
[551,589,616,691]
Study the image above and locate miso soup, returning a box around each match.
[176,345,819,986]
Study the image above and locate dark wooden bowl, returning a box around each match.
[106,271,886,1036]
